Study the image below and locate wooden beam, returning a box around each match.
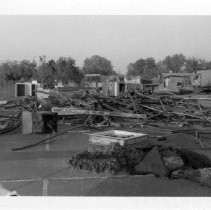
[51,107,147,119]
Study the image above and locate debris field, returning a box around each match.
[1,90,211,195]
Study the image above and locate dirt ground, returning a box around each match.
[0,124,211,196]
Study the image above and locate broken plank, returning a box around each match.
[51,107,147,119]
[184,97,211,101]
[0,109,20,118]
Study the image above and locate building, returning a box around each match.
[141,75,159,94]
[83,73,158,96]
[196,69,211,87]
[125,75,141,84]
[83,74,102,89]
[102,75,125,96]
[161,73,193,93]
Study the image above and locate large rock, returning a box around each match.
[163,156,184,171]
[176,149,211,169]
[134,146,168,177]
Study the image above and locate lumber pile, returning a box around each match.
[49,90,211,128]
[1,90,211,130]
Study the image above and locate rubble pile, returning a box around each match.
[22,90,210,128]
[65,91,211,128]
[1,89,211,189]
[1,90,211,133]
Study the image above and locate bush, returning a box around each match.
[68,146,143,174]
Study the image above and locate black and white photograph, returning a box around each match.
[1,0,211,209]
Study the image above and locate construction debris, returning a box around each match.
[1,90,211,131]
[2,89,211,191]
[55,91,211,128]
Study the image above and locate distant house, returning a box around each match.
[83,73,158,96]
[125,74,159,94]
[83,74,102,88]
[56,80,80,88]
[83,74,125,96]
[161,73,193,93]
[196,69,211,87]
[125,75,141,84]
[140,75,159,94]
[101,75,125,96]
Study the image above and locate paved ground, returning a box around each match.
[0,124,211,196]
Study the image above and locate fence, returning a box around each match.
[0,80,16,101]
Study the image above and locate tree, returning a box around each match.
[37,56,84,88]
[126,57,157,78]
[0,60,37,81]
[185,57,200,73]
[56,57,83,84]
[42,75,56,89]
[204,61,211,70]
[83,55,115,75]
[163,54,186,73]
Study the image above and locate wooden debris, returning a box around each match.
[1,90,211,131]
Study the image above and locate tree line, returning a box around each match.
[126,54,211,79]
[0,53,211,88]
[0,55,114,88]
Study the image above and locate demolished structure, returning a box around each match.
[1,89,211,189]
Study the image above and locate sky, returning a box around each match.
[0,15,211,73]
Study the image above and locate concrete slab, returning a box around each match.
[48,178,104,196]
[0,158,111,182]
[0,133,46,152]
[87,176,211,196]
[0,151,77,161]
[0,159,68,180]
[48,175,211,196]
[50,132,88,152]
[0,125,90,153]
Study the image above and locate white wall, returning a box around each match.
[197,70,211,86]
